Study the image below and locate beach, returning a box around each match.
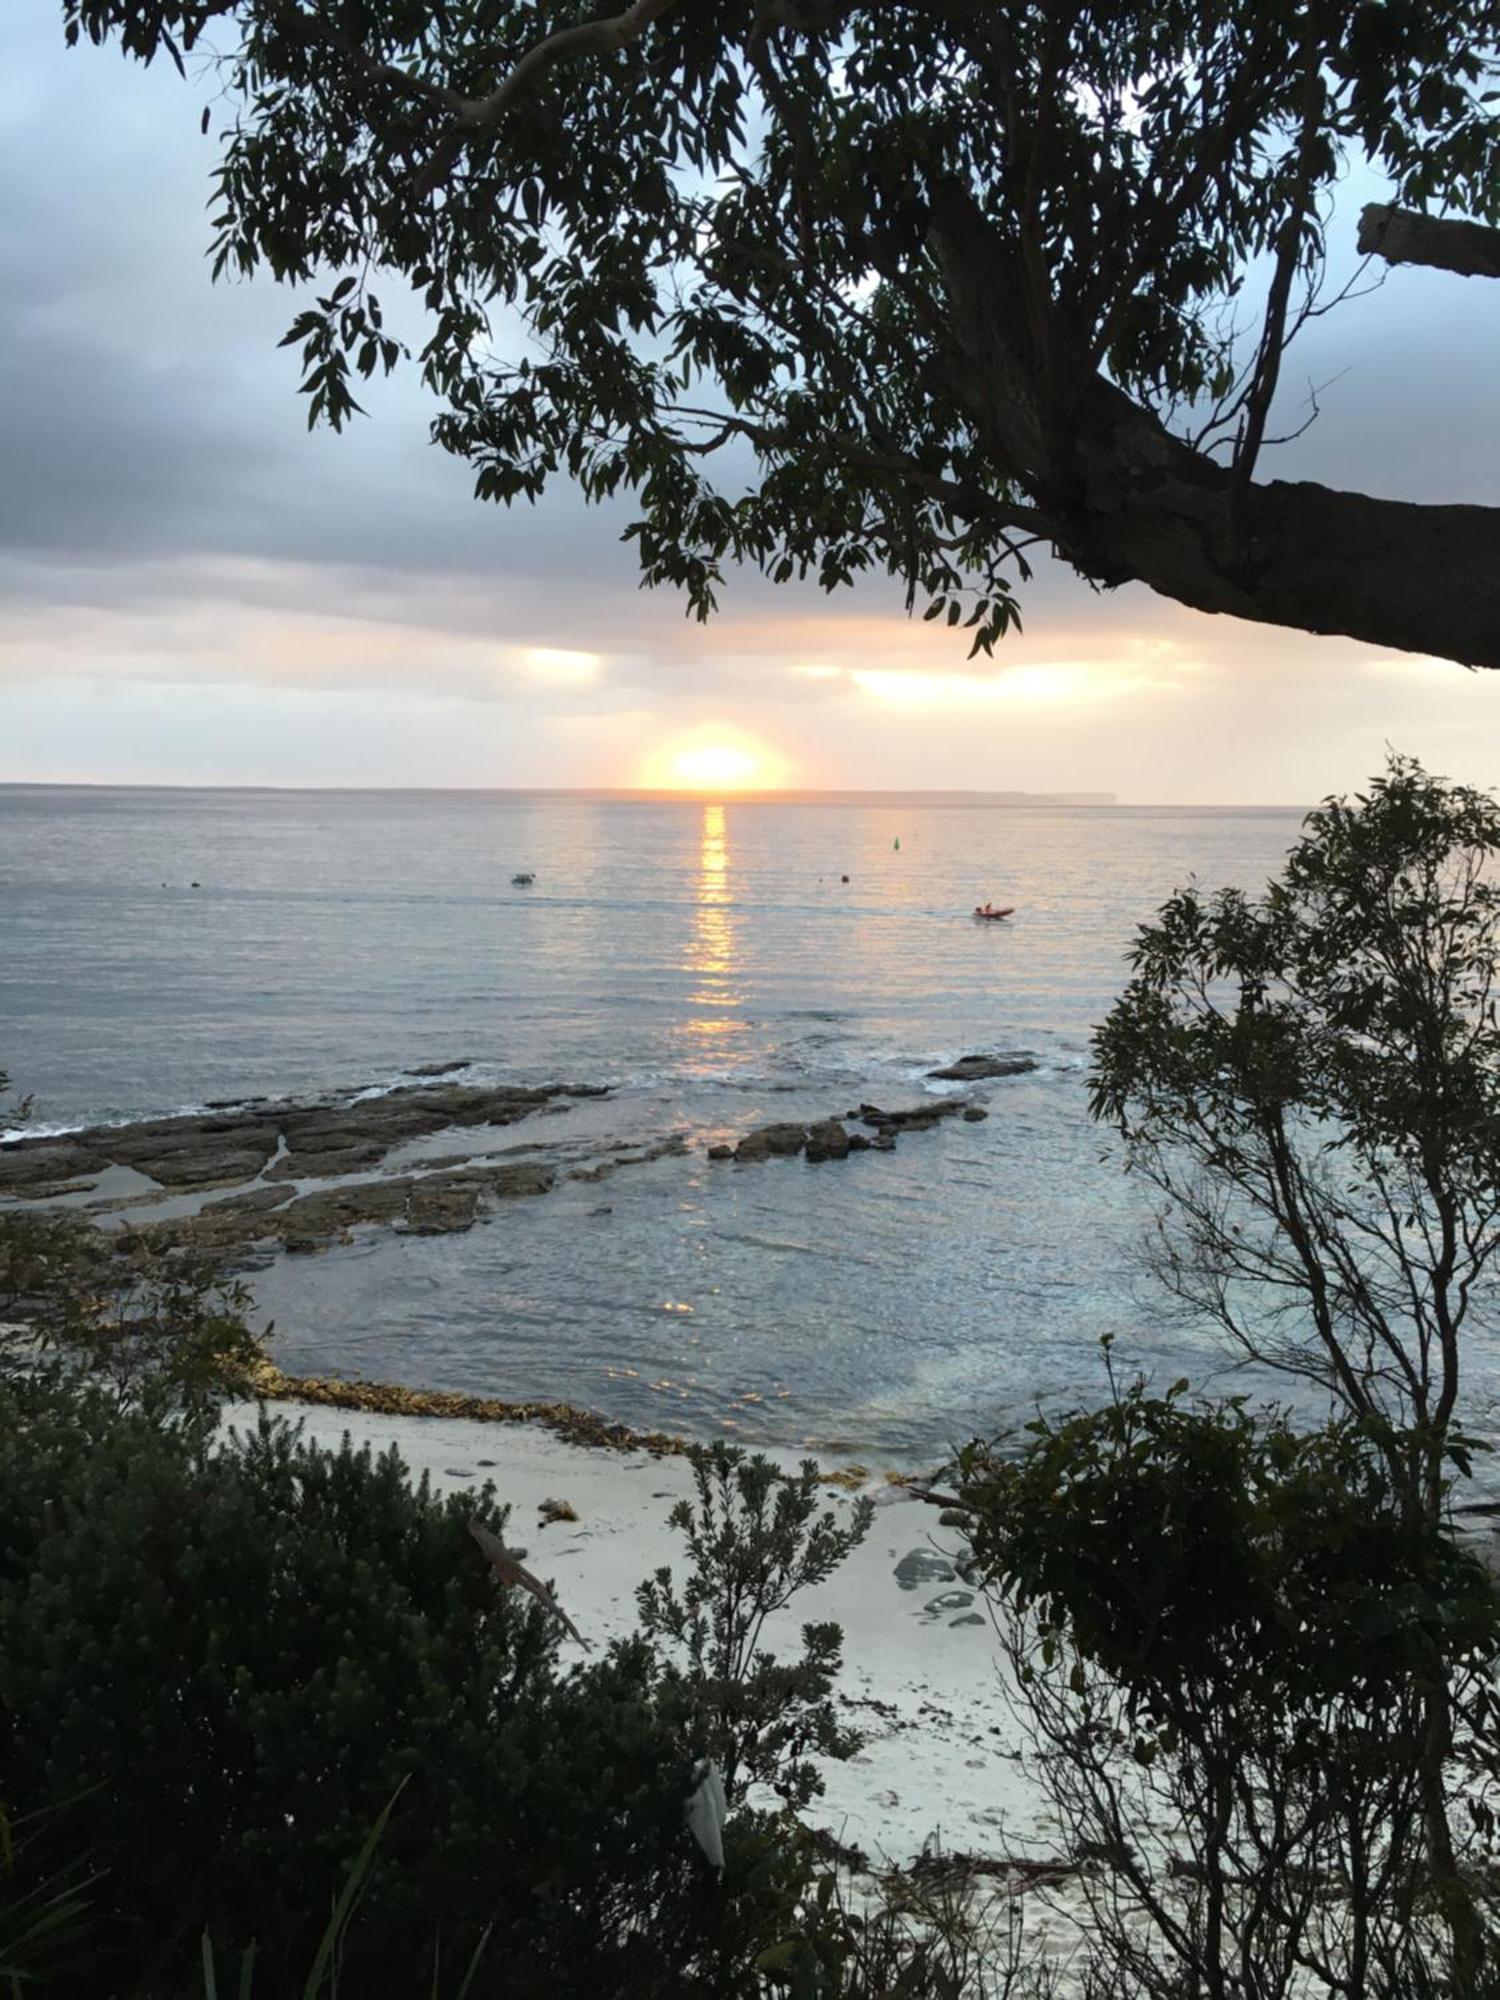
[229,1392,1053,1875]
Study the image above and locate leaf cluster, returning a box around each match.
[958,1380,1500,1746]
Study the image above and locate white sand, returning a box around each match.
[223,1398,1057,1874]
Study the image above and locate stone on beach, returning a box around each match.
[894,1548,958,1590]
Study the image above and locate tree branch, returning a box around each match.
[450,0,681,130]
[1358,205,1500,281]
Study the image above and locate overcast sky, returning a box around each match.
[2,7,1498,801]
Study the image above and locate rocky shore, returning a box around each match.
[0,1078,605,1196]
[0,1054,1036,1266]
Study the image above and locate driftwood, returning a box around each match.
[468,1516,589,1647]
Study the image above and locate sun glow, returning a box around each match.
[639,729,791,792]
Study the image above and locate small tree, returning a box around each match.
[637,1442,873,1811]
[957,1383,1500,1998]
[1091,754,1500,1528]
[1087,754,1500,1984]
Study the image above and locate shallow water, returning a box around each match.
[2,783,1406,1460]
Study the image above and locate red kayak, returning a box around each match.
[973,904,1014,921]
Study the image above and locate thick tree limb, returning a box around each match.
[935,198,1500,668]
[1358,205,1500,280]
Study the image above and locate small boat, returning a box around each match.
[512,871,536,886]
[973,903,1014,921]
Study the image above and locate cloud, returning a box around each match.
[847,660,1194,710]
[0,11,1498,798]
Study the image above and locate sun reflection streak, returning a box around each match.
[681,803,746,1058]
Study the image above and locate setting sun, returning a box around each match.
[639,729,791,792]
[670,742,762,788]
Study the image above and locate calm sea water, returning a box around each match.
[0,785,1351,1460]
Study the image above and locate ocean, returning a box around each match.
[1,784,1343,1462]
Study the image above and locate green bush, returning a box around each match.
[637,1443,873,1811]
[0,1381,811,1997]
[0,1209,261,1436]
[956,1381,1500,1996]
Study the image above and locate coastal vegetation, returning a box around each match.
[955,756,1500,1991]
[0,1319,887,1995]
[6,765,1500,1992]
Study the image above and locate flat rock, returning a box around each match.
[399,1183,482,1235]
[0,1080,604,1196]
[926,1054,1038,1081]
[128,1158,556,1259]
[0,1139,109,1191]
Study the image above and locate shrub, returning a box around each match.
[956,1381,1500,1997]
[636,1443,873,1811]
[0,1384,803,1997]
[0,1208,259,1434]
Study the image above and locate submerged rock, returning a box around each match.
[926,1054,1037,1081]
[804,1118,851,1163]
[856,1100,966,1134]
[734,1122,809,1163]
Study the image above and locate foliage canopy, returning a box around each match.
[63,0,1500,665]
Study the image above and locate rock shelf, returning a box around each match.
[0,1072,1001,1262]
[0,1081,606,1197]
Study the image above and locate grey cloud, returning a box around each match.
[0,5,1495,694]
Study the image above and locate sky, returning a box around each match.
[1,9,1498,802]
